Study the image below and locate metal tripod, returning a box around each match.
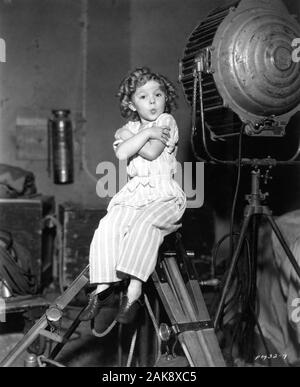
[214,168,300,336]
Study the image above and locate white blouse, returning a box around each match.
[108,113,186,210]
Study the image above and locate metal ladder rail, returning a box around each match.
[0,266,89,367]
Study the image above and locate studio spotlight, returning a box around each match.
[179,0,300,146]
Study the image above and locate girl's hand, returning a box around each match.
[146,126,171,145]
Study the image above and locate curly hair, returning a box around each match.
[117,67,178,121]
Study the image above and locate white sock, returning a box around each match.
[126,283,142,303]
[94,283,110,296]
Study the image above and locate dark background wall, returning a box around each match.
[0,0,299,215]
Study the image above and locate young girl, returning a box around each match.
[81,67,186,324]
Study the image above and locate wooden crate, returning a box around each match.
[59,203,107,286]
[0,196,55,289]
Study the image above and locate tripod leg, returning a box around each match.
[242,215,259,363]
[266,215,300,280]
[214,210,253,329]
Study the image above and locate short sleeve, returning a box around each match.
[156,113,178,154]
[112,122,137,151]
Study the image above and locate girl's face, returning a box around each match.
[129,80,166,124]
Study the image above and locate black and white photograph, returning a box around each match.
[0,0,300,370]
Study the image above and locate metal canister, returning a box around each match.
[48,109,74,184]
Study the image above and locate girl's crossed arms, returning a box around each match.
[114,123,171,161]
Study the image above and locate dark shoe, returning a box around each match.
[80,287,114,321]
[116,295,143,324]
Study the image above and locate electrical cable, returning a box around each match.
[37,355,66,368]
[144,293,162,366]
[91,319,117,338]
[190,68,236,165]
[229,124,244,264]
[249,304,272,367]
[210,232,241,325]
[211,232,240,278]
[191,71,205,163]
[217,125,244,331]
[126,328,138,367]
[210,235,239,325]
[79,0,98,184]
[213,234,253,361]
[234,242,250,358]
[228,231,264,364]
